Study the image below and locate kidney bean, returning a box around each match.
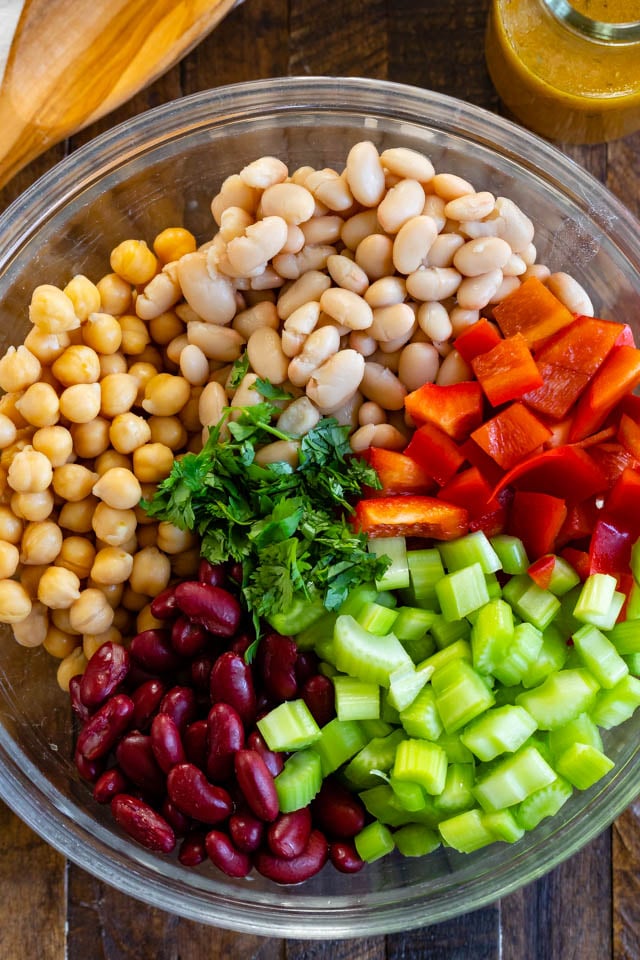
[205,830,251,878]
[115,732,166,796]
[69,675,91,724]
[295,650,319,687]
[311,777,366,839]
[131,678,166,731]
[159,685,197,733]
[80,641,130,708]
[111,794,176,853]
[206,702,245,782]
[150,585,178,621]
[74,745,105,783]
[179,831,208,867]
[151,713,186,773]
[230,632,253,657]
[301,674,336,727]
[267,807,312,860]
[93,767,129,804]
[229,811,264,853]
[330,841,366,874]
[167,763,233,824]
[174,581,241,637]
[171,616,208,657]
[209,651,256,727]
[254,829,328,883]
[257,633,298,702]
[190,654,215,692]
[161,797,191,837]
[246,730,284,778]
[234,749,279,822]
[76,693,135,761]
[227,562,243,584]
[198,559,227,587]
[183,719,208,768]
[130,629,183,674]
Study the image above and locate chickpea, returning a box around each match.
[87,580,125,609]
[92,467,142,510]
[52,463,98,502]
[63,275,101,321]
[52,344,101,385]
[170,547,201,579]
[108,412,152,454]
[0,345,42,393]
[136,603,165,633]
[58,382,101,423]
[95,450,132,475]
[10,490,55,522]
[91,502,137,546]
[119,314,151,355]
[14,382,59,428]
[58,496,97,534]
[97,273,132,315]
[153,227,197,263]
[100,373,138,417]
[135,523,157,548]
[69,588,115,635]
[128,546,171,595]
[99,352,128,377]
[23,328,70,365]
[0,579,32,623]
[37,566,81,609]
[148,311,184,346]
[56,536,96,579]
[83,626,123,661]
[148,415,187,450]
[132,443,174,483]
[141,373,191,417]
[110,239,158,286]
[70,418,110,459]
[32,425,74,467]
[7,448,53,493]
[156,521,198,555]
[82,312,123,355]
[0,506,23,544]
[51,607,81,635]
[0,540,19,579]
[127,361,158,403]
[43,625,79,659]
[0,413,17,449]
[56,647,88,692]
[90,546,134,585]
[12,600,48,647]
[20,520,63,565]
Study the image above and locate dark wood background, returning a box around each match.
[1,1,639,956]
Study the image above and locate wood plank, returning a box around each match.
[289,0,387,79]
[386,905,500,960]
[0,801,66,960]
[607,130,640,220]
[500,830,612,960]
[613,801,640,960]
[286,937,385,960]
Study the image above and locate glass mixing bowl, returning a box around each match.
[0,76,639,938]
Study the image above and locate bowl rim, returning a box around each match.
[1,74,639,938]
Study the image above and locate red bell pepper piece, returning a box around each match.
[614,324,636,347]
[362,447,435,496]
[589,519,635,577]
[403,422,465,486]
[460,437,506,487]
[453,318,502,363]
[523,363,591,420]
[352,495,469,540]
[555,498,601,549]
[404,381,484,442]
[492,276,574,347]
[587,442,638,488]
[438,466,507,537]
[509,491,568,560]
[527,555,556,590]
[471,333,543,407]
[603,467,640,531]
[617,413,640,461]
[534,315,626,376]
[471,402,552,471]
[491,445,609,503]
[568,345,640,442]
[560,547,590,581]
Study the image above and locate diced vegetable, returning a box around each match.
[492,275,574,347]
[353,495,469,541]
[404,381,485,441]
[471,333,543,406]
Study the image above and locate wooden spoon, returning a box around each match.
[0,0,238,188]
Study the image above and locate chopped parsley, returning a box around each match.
[142,382,388,652]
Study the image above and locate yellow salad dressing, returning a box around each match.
[485,0,640,142]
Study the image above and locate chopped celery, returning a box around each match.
[318,660,337,678]
[274,749,323,813]
[359,784,416,827]
[493,622,544,687]
[333,675,381,721]
[553,584,584,638]
[389,776,427,811]
[608,619,640,655]
[392,738,448,795]
[400,631,437,665]
[420,638,472,674]
[471,599,514,675]
[392,606,438,641]
[438,530,502,574]
[431,615,471,650]
[490,534,529,575]
[359,718,394,739]
[590,674,640,729]
[435,562,490,622]
[520,625,568,689]
[294,610,337,651]
[310,718,368,776]
[626,581,640,620]
[472,744,556,812]
[357,601,399,635]
[572,624,629,689]
[573,573,617,625]
[439,808,496,853]
[516,669,600,730]
[502,575,560,632]
[460,705,537,762]
[483,809,525,843]
[431,658,495,733]
[544,555,581,596]
[354,820,395,862]
[268,593,326,636]
[333,615,412,687]
[432,762,476,815]
[343,729,406,789]
[399,684,444,741]
[515,776,573,830]
[555,742,614,790]
[548,713,603,760]
[368,536,410,591]
[484,572,503,601]
[434,731,475,764]
[380,690,401,724]
[257,699,321,752]
[623,652,640,676]
[393,823,441,857]
[338,582,379,619]
[386,662,433,713]
[407,547,445,603]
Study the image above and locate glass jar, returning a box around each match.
[485,0,640,143]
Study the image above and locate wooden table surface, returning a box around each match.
[1,1,639,957]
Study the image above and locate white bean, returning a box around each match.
[449,307,480,336]
[288,326,341,386]
[417,301,453,342]
[187,321,245,362]
[306,170,354,212]
[326,255,369,295]
[453,237,512,277]
[424,233,465,268]
[179,344,210,385]
[490,276,521,303]
[432,173,475,201]
[240,156,288,189]
[360,362,407,411]
[177,252,236,325]
[306,349,366,414]
[422,195,447,232]
[319,288,373,331]
[136,265,182,321]
[276,270,332,319]
[494,197,535,253]
[547,272,594,316]
[355,234,395,281]
[380,147,435,183]
[260,182,315,224]
[247,327,289,384]
[398,342,441,391]
[345,141,386,207]
[210,174,258,223]
[444,191,495,222]
[276,396,321,436]
[226,216,289,274]
[341,210,382,251]
[406,267,462,302]
[377,180,426,233]
[282,301,321,357]
[364,276,407,309]
[392,216,439,275]
[436,349,473,385]
[254,440,300,467]
[300,215,344,245]
[370,303,416,343]
[349,330,378,357]
[358,401,387,426]
[522,263,551,282]
[198,380,228,428]
[272,244,335,280]
[233,300,280,338]
[456,268,504,310]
